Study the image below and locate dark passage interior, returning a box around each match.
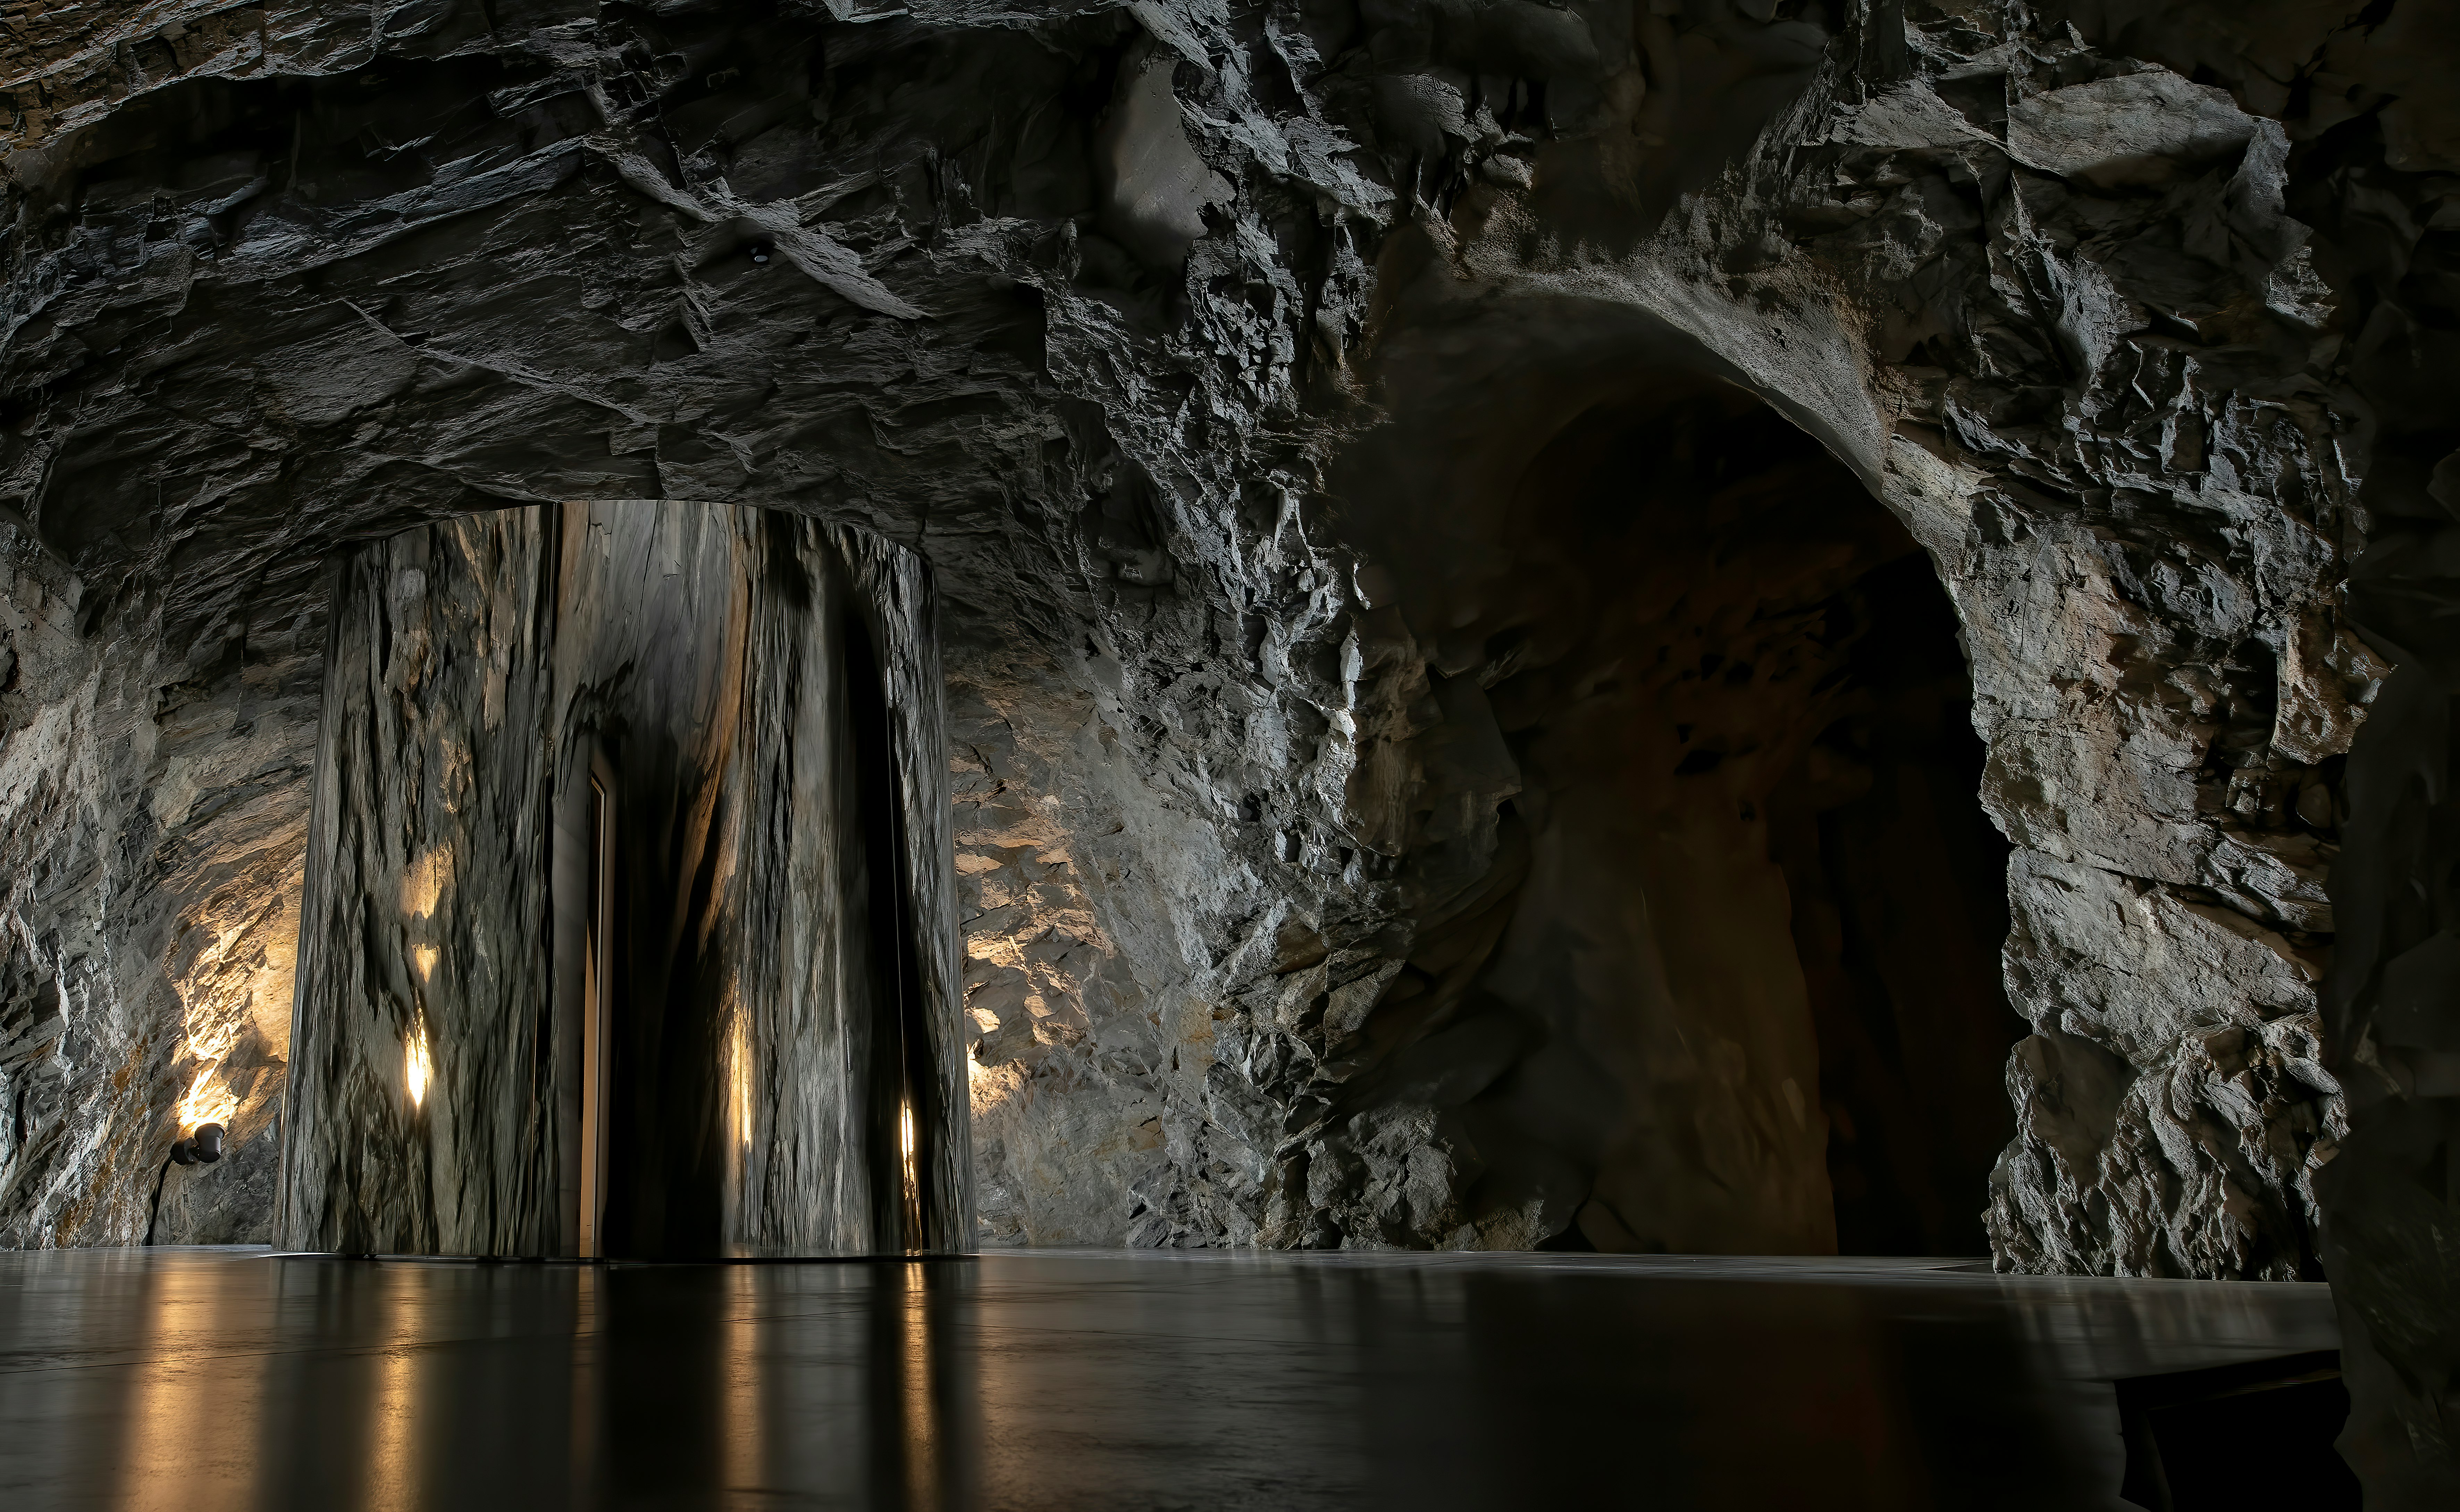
[1781,547,2022,1255]
[1349,370,2023,1254]
[843,606,941,1255]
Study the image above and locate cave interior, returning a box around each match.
[1,0,2454,1504]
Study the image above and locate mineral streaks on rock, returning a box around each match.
[279,501,967,1257]
[281,509,570,1256]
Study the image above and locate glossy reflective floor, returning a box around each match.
[0,1247,2339,1510]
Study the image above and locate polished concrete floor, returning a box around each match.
[0,1246,2340,1510]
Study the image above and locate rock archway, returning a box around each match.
[1256,347,2022,1256]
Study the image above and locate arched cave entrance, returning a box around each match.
[1345,367,2022,1257]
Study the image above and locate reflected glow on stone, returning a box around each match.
[406,1017,433,1110]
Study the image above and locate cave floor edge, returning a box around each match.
[0,1246,2349,1510]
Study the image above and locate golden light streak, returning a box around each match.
[900,1262,941,1509]
[406,1014,433,1109]
[734,1008,753,1148]
[412,944,439,983]
[898,1100,923,1254]
[724,1266,762,1498]
[366,1289,421,1512]
[114,1262,264,1512]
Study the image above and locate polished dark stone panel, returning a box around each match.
[0,1247,2337,1510]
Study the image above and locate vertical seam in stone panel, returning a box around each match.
[278,551,353,1249]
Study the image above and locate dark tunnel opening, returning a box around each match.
[1350,370,2024,1255]
[1525,386,2023,1255]
[1783,551,2021,1255]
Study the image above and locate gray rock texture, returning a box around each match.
[1,544,316,1248]
[279,500,967,1256]
[0,0,2454,1496]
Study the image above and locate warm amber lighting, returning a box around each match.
[406,1016,433,1109]
[401,845,453,920]
[733,1009,753,1148]
[170,922,252,1134]
[897,1099,922,1252]
[175,1066,238,1135]
[412,944,439,983]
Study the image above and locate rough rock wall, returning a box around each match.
[283,505,577,1255]
[280,499,967,1256]
[0,0,2455,1493]
[1,543,315,1247]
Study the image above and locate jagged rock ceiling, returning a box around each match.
[2,0,2457,1498]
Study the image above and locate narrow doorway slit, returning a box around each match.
[579,769,615,1259]
[844,607,936,1254]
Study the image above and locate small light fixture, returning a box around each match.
[170,1122,225,1165]
[748,242,773,266]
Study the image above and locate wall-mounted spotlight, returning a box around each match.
[170,1123,226,1166]
[748,242,773,266]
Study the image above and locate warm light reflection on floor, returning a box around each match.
[567,1265,601,1501]
[900,1261,941,1511]
[725,1265,762,1499]
[1,1249,2354,1510]
[366,1275,422,1512]
[112,1261,262,1512]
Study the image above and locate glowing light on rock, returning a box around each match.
[176,1066,239,1135]
[413,944,439,982]
[733,1009,753,1148]
[171,922,253,1134]
[896,1099,922,1251]
[406,1016,433,1109]
[401,846,453,921]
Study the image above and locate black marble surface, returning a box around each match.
[0,1246,2341,1510]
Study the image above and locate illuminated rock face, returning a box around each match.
[0,0,2455,1492]
[0,551,316,1248]
[279,502,967,1257]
